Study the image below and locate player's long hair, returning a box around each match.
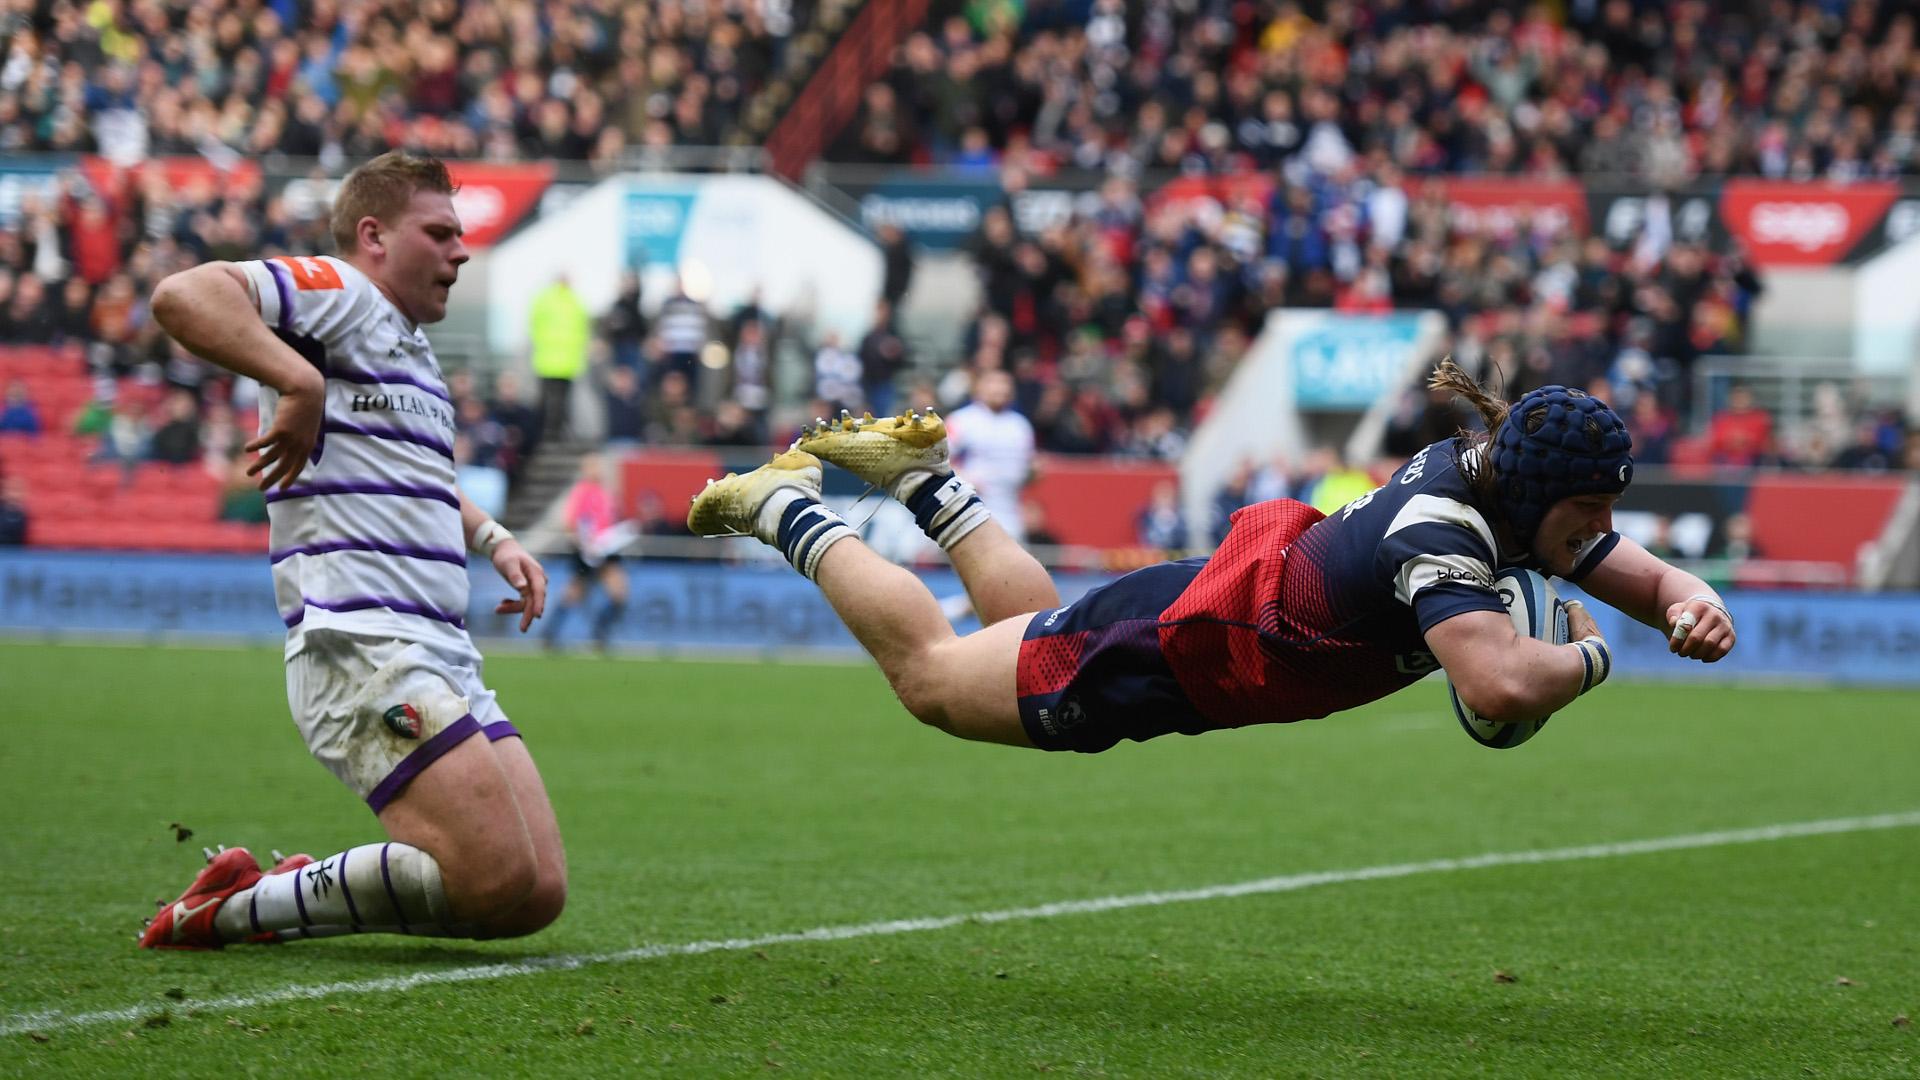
[1427,356,1506,503]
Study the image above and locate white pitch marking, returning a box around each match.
[7,811,1918,1037]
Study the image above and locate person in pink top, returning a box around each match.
[544,452,632,651]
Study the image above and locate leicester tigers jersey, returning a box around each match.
[1158,438,1619,725]
[238,255,470,658]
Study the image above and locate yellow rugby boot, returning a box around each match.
[687,450,824,540]
[793,408,950,500]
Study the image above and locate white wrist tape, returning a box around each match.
[1686,593,1732,626]
[1571,635,1611,695]
[470,519,514,555]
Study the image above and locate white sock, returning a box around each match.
[758,490,856,581]
[214,842,457,941]
[901,472,990,550]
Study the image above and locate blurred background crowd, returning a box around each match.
[1,0,1917,556]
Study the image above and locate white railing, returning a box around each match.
[1691,356,1910,432]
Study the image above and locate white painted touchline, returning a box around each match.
[8,810,1919,1038]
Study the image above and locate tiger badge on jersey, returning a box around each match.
[273,255,345,291]
[382,703,423,740]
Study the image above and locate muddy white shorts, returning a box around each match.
[286,630,520,812]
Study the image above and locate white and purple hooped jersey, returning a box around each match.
[946,402,1035,531]
[238,255,469,658]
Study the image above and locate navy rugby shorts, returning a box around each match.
[1014,557,1214,753]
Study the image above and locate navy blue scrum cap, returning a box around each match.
[1489,386,1634,551]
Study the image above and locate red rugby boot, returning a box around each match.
[138,847,262,950]
[267,850,315,875]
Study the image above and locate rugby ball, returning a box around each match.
[1449,568,1569,749]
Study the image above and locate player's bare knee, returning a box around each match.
[519,876,568,933]
[471,881,565,940]
[443,844,539,922]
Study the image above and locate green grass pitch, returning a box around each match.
[1,639,1916,1077]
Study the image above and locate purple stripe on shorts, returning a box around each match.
[329,366,454,405]
[322,419,454,460]
[264,260,295,334]
[337,847,362,928]
[483,720,521,742]
[264,481,460,509]
[291,863,313,927]
[280,596,468,629]
[365,713,483,814]
[379,843,410,934]
[270,539,467,567]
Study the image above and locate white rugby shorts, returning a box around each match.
[286,630,518,811]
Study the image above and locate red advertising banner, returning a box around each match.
[80,155,264,201]
[1719,180,1900,267]
[1146,173,1278,214]
[444,161,554,249]
[1410,177,1589,238]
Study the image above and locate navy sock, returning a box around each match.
[902,473,990,550]
[773,497,856,580]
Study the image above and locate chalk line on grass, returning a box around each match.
[8,810,1917,1037]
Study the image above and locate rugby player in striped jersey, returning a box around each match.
[140,152,565,948]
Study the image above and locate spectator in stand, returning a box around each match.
[704,399,762,448]
[0,0,787,159]
[1628,393,1676,466]
[0,381,42,435]
[1135,480,1188,552]
[600,271,648,372]
[198,398,244,477]
[1300,449,1376,517]
[488,370,541,479]
[653,275,709,391]
[644,369,702,444]
[6,273,55,343]
[878,222,915,308]
[528,274,590,441]
[1706,384,1774,468]
[0,476,28,545]
[1833,418,1896,472]
[857,299,908,417]
[91,392,149,473]
[1714,512,1762,562]
[147,387,201,465]
[455,395,510,474]
[52,277,93,344]
[812,330,863,417]
[1211,461,1256,547]
[599,361,646,451]
[725,315,773,441]
[453,427,510,523]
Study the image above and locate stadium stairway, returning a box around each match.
[500,435,595,545]
[732,0,861,156]
[758,0,932,179]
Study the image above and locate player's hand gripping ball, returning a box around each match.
[1449,568,1567,749]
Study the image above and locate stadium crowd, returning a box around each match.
[0,0,795,165]
[2,0,1918,556]
[850,0,1920,183]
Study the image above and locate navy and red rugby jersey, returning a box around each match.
[1158,438,1620,726]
